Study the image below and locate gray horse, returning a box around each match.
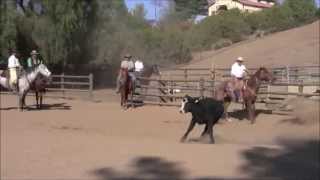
[0,64,51,111]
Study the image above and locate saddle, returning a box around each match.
[0,69,9,78]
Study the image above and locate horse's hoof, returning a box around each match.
[226,118,232,122]
[180,137,186,143]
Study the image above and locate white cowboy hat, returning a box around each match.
[30,50,39,55]
[236,56,244,61]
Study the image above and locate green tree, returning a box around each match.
[0,0,18,56]
[283,0,317,24]
[174,0,208,19]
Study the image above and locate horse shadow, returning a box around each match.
[0,103,71,111]
[27,103,72,111]
[228,109,273,121]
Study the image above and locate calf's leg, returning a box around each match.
[207,121,215,144]
[201,124,208,137]
[180,120,196,142]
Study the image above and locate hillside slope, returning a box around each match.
[186,21,319,68]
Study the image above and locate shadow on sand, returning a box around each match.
[91,139,319,180]
[0,103,71,111]
[228,109,273,121]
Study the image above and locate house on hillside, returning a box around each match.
[208,0,275,16]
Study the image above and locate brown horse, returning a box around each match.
[118,68,134,109]
[214,67,275,123]
[138,64,161,86]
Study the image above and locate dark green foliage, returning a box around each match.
[174,0,208,18]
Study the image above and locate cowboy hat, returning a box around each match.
[236,56,244,61]
[9,48,17,54]
[124,53,132,58]
[30,50,39,55]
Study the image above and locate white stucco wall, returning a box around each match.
[208,0,265,16]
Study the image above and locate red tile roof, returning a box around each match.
[237,0,273,8]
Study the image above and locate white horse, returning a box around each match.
[0,64,51,111]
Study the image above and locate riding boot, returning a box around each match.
[234,90,240,102]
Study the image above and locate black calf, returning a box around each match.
[179,95,224,143]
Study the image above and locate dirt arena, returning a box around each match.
[1,91,319,179]
[1,20,319,180]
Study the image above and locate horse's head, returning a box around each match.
[256,67,275,83]
[151,64,161,76]
[38,64,51,77]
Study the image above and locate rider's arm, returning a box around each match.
[27,58,32,68]
[16,57,21,68]
[231,63,237,76]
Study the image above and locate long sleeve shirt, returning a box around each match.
[231,62,247,78]
[8,55,21,69]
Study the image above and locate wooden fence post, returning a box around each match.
[210,63,216,97]
[61,73,65,98]
[157,76,166,104]
[286,66,290,95]
[199,78,204,97]
[89,73,93,100]
[298,83,303,96]
[184,69,188,87]
[286,66,290,84]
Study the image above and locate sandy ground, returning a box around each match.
[1,93,319,179]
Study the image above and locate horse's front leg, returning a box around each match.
[246,100,255,124]
[18,93,25,111]
[120,91,124,107]
[130,82,135,108]
[223,101,232,122]
[40,92,43,109]
[251,102,256,124]
[35,91,39,108]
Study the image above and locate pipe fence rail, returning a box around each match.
[134,65,320,107]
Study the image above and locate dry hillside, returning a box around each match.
[186,21,319,68]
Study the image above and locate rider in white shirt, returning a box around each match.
[134,60,144,73]
[8,49,21,91]
[230,57,248,102]
[231,57,247,78]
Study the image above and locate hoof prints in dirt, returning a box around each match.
[52,126,83,131]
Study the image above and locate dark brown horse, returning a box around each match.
[117,64,161,108]
[214,67,275,123]
[118,68,134,109]
[139,64,161,86]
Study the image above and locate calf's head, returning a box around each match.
[179,95,201,114]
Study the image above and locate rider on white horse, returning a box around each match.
[27,50,43,70]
